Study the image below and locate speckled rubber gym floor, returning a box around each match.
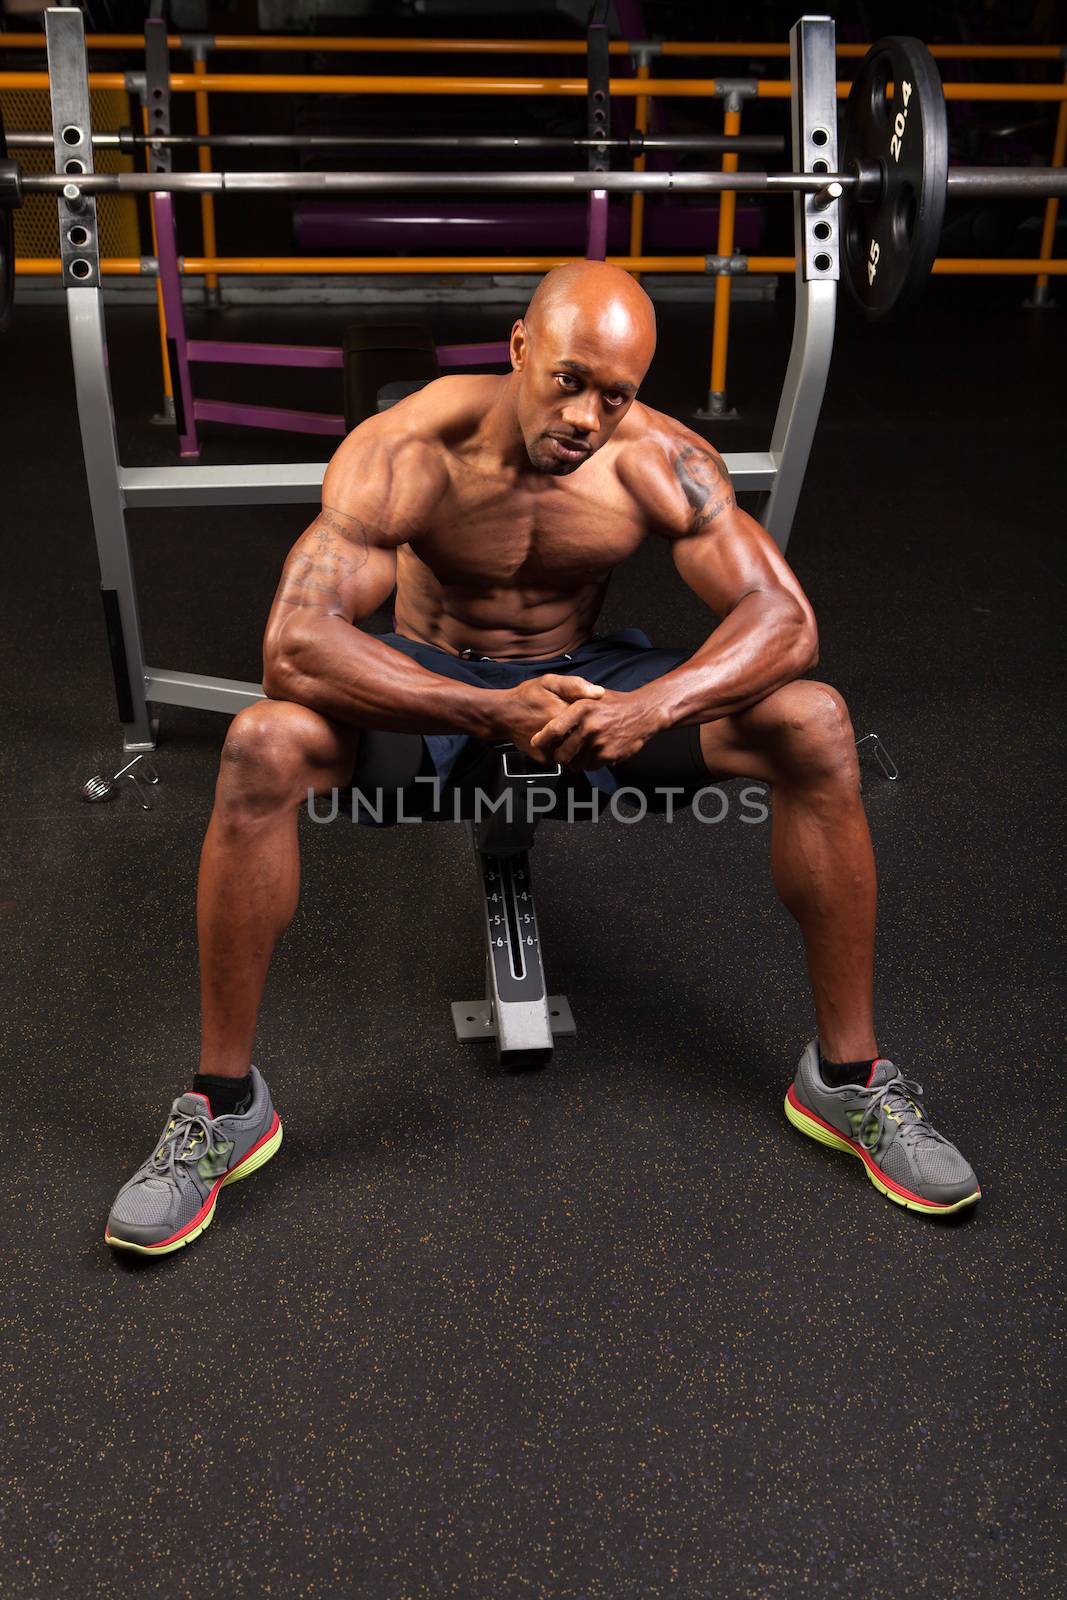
[1,279,1062,1597]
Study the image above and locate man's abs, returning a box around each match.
[392,557,610,661]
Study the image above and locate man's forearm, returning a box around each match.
[632,592,818,730]
[265,619,502,738]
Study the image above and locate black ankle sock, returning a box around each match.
[818,1047,877,1089]
[191,1071,253,1118]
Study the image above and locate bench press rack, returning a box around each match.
[43,6,843,1065]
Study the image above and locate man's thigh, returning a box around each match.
[341,728,435,822]
[609,719,715,811]
[683,713,777,786]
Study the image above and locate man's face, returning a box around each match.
[511,321,647,476]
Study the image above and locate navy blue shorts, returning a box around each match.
[342,628,712,825]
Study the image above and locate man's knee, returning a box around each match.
[218,700,344,813]
[748,681,858,781]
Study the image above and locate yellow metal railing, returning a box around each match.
[3,70,1067,99]
[708,103,742,416]
[627,59,650,278]
[192,53,218,299]
[1031,65,1067,304]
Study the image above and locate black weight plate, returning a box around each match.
[0,98,12,332]
[842,35,948,319]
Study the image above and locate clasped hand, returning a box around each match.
[499,674,659,770]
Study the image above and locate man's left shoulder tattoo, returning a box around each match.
[672,444,736,532]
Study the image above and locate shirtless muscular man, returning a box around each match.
[105,261,979,1255]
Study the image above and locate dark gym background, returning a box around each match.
[1,2,1064,1597]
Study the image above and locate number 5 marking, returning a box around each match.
[867,239,880,286]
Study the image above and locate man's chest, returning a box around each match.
[409,470,647,587]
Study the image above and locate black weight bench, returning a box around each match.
[445,745,578,1073]
[346,736,579,1073]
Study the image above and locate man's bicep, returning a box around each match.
[272,507,396,624]
[671,505,813,620]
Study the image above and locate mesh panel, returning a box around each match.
[1,88,141,261]
[879,1143,914,1186]
[880,1138,971,1189]
[912,1140,973,1185]
[112,1173,205,1232]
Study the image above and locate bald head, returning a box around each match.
[524,261,656,368]
[509,262,656,476]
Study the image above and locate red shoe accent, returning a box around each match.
[785,1086,977,1211]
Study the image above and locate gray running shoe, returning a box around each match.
[785,1040,980,1215]
[105,1066,282,1255]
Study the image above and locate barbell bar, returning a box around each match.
[15,167,1067,197]
[4,130,789,154]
